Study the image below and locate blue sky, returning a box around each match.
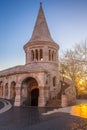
[0,0,87,70]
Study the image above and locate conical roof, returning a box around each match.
[29,3,54,42]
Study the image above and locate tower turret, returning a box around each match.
[24,3,59,65]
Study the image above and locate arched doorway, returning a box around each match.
[31,88,39,106]
[21,77,39,106]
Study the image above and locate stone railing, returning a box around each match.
[60,76,76,107]
[65,85,76,105]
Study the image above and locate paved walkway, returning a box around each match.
[42,100,87,117]
[0,106,87,130]
[0,99,87,130]
[43,100,87,115]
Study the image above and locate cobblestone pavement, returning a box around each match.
[0,107,87,130]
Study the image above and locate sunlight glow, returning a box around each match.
[71,104,87,119]
[79,79,84,85]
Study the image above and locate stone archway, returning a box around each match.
[21,77,39,106]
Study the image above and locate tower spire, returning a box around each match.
[40,2,42,6]
[30,3,54,42]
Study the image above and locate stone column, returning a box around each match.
[27,51,30,64]
[51,50,52,61]
[3,83,6,98]
[7,81,11,99]
[44,46,48,61]
[28,51,30,63]
[54,53,56,61]
[26,50,30,64]
[38,49,40,61]
[25,49,28,64]
[38,87,46,107]
[1,84,3,98]
[34,49,36,61]
[14,83,21,106]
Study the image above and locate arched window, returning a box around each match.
[40,49,43,61]
[52,51,54,61]
[10,81,16,100]
[31,50,34,61]
[35,49,38,60]
[53,77,56,87]
[49,50,51,61]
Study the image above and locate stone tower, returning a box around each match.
[0,3,60,107]
[24,3,59,98]
[0,3,76,107]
